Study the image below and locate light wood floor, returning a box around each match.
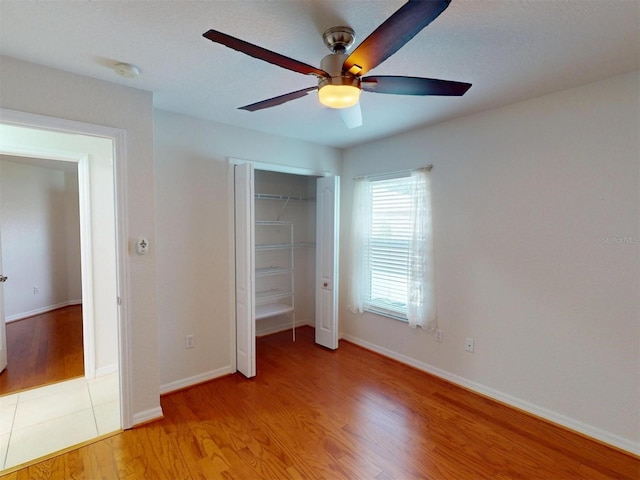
[3,326,638,479]
[0,305,84,395]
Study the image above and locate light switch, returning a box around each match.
[137,237,149,255]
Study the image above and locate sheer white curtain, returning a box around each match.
[407,167,436,329]
[347,178,371,313]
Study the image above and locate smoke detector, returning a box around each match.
[113,63,140,79]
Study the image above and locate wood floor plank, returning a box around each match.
[0,306,84,395]
[2,326,638,479]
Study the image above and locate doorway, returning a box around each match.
[0,116,125,470]
[0,155,84,393]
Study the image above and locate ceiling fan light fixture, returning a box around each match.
[318,84,361,109]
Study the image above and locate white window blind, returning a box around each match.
[368,175,413,318]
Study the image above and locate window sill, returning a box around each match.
[364,307,408,324]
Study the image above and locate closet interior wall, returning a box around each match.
[254,170,317,337]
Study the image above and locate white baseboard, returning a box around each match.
[6,300,82,323]
[159,366,234,395]
[131,406,164,427]
[341,333,639,456]
[94,363,118,378]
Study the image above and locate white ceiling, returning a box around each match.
[1,0,638,149]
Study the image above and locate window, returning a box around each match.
[369,175,412,318]
[347,167,436,329]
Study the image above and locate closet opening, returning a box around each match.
[233,159,339,378]
[254,170,317,339]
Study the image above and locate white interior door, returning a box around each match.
[315,176,339,349]
[234,162,256,378]
[0,232,8,373]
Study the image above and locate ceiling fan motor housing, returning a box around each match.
[318,53,360,90]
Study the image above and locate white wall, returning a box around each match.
[0,158,81,319]
[154,110,341,392]
[0,55,159,423]
[340,71,640,453]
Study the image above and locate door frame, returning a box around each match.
[227,157,334,375]
[0,108,132,428]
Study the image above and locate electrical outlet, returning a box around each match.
[435,329,442,342]
[465,337,474,353]
[185,334,194,349]
[33,286,39,294]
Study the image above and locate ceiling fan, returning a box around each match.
[203,0,471,129]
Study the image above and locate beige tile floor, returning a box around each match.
[0,372,120,471]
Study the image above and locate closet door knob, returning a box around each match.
[0,275,7,283]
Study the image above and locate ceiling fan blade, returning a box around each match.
[362,76,471,96]
[204,30,329,78]
[343,0,451,77]
[239,86,318,112]
[339,103,363,129]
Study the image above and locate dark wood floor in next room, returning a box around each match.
[0,305,84,396]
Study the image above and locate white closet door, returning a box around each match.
[315,176,339,350]
[234,163,256,378]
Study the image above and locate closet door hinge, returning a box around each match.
[117,296,122,306]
